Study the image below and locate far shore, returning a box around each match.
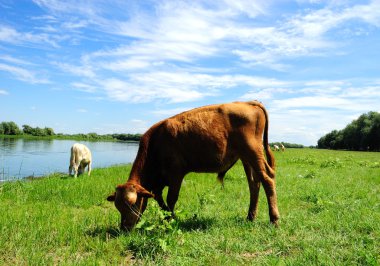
[0,134,141,142]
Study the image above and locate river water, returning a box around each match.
[0,137,139,181]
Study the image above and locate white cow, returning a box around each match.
[273,145,280,151]
[69,143,92,178]
[280,143,285,151]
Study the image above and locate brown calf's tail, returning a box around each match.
[263,114,275,170]
[248,101,275,170]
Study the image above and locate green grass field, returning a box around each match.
[0,149,379,265]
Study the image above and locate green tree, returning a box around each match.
[368,112,380,150]
[22,124,34,135]
[1,121,21,135]
[318,111,380,151]
[34,127,45,136]
[1,122,10,135]
[44,127,55,136]
[87,132,99,140]
[10,122,20,135]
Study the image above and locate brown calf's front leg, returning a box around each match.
[154,190,170,211]
[166,176,184,217]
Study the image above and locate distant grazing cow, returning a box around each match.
[280,143,285,151]
[69,143,92,178]
[273,145,280,151]
[107,101,279,231]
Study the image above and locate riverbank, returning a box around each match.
[1,149,378,264]
[0,133,141,142]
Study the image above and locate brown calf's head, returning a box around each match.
[107,182,154,231]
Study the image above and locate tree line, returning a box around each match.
[0,121,142,142]
[270,142,305,149]
[317,111,380,151]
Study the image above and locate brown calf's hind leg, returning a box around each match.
[243,142,280,225]
[243,162,261,221]
[261,174,279,225]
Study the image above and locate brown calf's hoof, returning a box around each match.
[246,213,257,221]
[270,219,279,227]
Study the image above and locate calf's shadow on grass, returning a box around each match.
[86,226,121,240]
[87,215,215,240]
[176,215,215,231]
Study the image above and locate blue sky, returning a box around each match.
[1,0,380,145]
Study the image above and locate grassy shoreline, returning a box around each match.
[1,149,379,265]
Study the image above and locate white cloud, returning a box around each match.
[62,20,88,30]
[97,72,291,104]
[288,1,380,37]
[71,82,97,93]
[342,86,380,98]
[0,24,60,47]
[0,63,49,84]
[342,1,380,27]
[273,96,351,109]
[54,62,95,78]
[0,89,9,95]
[32,0,99,17]
[240,87,292,100]
[102,76,206,103]
[270,81,380,112]
[151,107,193,117]
[230,1,380,67]
[102,58,151,72]
[222,0,269,17]
[71,1,265,74]
[0,25,19,42]
[0,55,34,65]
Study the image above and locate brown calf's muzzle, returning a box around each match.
[120,211,139,231]
[107,182,154,231]
[118,200,143,231]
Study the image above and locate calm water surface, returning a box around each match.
[0,138,139,181]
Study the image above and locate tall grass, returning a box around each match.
[0,149,379,265]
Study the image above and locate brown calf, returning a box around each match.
[107,101,279,230]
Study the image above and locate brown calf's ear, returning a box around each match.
[107,192,116,202]
[136,184,154,198]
